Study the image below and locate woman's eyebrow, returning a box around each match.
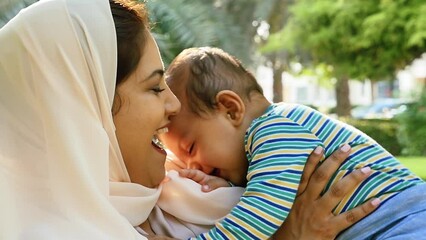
[143,69,164,82]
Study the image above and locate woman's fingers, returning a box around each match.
[304,144,351,199]
[318,167,372,210]
[297,146,324,196]
[330,198,381,231]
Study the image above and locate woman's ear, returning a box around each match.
[215,90,245,126]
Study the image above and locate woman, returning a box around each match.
[0,0,377,239]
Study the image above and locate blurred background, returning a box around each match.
[2,0,425,177]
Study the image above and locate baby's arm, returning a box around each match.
[272,145,379,239]
[155,146,379,240]
[194,114,322,239]
[175,167,294,239]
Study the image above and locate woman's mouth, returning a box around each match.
[152,127,168,155]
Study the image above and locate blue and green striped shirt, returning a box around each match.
[194,103,424,240]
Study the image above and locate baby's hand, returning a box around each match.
[178,169,230,192]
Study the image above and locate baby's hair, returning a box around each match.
[166,47,263,116]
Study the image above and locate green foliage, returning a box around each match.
[147,0,225,65]
[343,118,402,156]
[147,0,291,69]
[3,1,257,67]
[0,0,37,27]
[397,92,426,156]
[298,63,336,89]
[147,0,253,66]
[398,156,426,180]
[263,0,426,82]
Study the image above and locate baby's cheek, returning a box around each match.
[164,150,187,170]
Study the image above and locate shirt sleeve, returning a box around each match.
[191,115,321,240]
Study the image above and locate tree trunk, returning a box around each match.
[388,80,395,97]
[422,77,426,95]
[272,63,283,102]
[268,0,289,103]
[335,77,351,117]
[370,81,376,103]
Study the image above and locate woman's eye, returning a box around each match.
[151,86,165,94]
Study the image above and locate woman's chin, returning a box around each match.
[151,170,166,188]
[151,151,167,183]
[151,145,167,163]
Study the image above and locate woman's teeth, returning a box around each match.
[152,135,165,150]
[152,127,168,150]
[156,127,168,134]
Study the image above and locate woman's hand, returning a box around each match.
[272,145,381,240]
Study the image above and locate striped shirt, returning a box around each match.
[193,103,424,240]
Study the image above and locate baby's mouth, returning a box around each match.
[211,168,220,177]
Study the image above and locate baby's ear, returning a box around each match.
[216,90,245,126]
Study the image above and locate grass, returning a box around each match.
[397,156,426,180]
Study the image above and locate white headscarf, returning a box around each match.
[0,0,159,239]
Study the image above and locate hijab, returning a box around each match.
[0,0,159,239]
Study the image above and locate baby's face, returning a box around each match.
[161,104,249,186]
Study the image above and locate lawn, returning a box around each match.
[397,156,426,180]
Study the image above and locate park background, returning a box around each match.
[1,0,425,179]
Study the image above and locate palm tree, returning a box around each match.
[148,0,297,102]
[147,0,251,66]
[0,0,37,27]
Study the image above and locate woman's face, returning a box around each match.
[113,33,181,188]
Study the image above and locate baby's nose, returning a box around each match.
[186,161,202,170]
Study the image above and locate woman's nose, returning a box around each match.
[165,89,181,117]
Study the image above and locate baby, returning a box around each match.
[161,47,426,239]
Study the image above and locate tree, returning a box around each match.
[2,0,311,104]
[398,91,426,156]
[264,0,426,116]
[148,0,298,103]
[0,0,37,27]
[147,0,252,66]
[262,0,292,103]
[216,0,296,102]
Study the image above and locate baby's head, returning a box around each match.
[161,47,269,186]
[165,47,263,116]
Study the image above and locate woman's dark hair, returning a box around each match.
[109,0,150,113]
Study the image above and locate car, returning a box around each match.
[351,98,411,119]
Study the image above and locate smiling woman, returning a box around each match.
[0,0,180,238]
[113,33,180,188]
[0,0,140,238]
